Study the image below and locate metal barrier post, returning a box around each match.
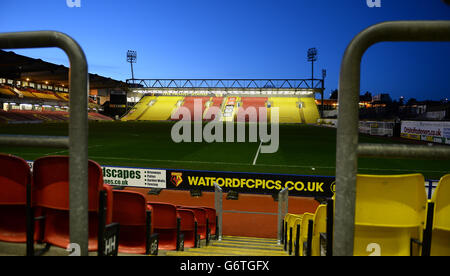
[277,187,289,244]
[335,21,450,256]
[426,180,439,200]
[214,182,223,241]
[0,31,89,256]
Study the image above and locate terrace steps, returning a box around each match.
[165,236,288,256]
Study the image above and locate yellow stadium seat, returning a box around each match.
[122,96,155,121]
[19,90,36,98]
[282,213,292,249]
[0,87,15,96]
[269,97,302,123]
[312,205,327,256]
[292,217,303,256]
[284,213,302,254]
[300,97,320,124]
[354,174,427,256]
[282,213,292,252]
[56,92,70,101]
[286,214,302,243]
[139,96,183,121]
[429,174,450,256]
[33,91,59,101]
[299,213,314,256]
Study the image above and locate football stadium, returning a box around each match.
[0,1,450,260]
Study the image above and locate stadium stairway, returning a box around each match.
[138,96,183,121]
[121,96,155,121]
[0,236,288,256]
[165,236,289,256]
[300,97,320,124]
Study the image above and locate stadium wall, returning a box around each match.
[125,188,319,239]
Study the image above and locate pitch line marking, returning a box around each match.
[252,141,263,165]
[87,155,450,173]
[43,144,103,156]
[10,152,449,174]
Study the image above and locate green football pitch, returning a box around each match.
[0,121,449,180]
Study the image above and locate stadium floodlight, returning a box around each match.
[307,48,318,88]
[307,48,318,62]
[127,50,137,80]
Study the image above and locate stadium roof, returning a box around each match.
[0,50,126,89]
[127,78,325,91]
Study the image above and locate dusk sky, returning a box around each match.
[1,0,449,101]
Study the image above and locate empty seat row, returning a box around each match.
[100,190,217,255]
[178,96,210,119]
[235,97,268,123]
[0,86,16,97]
[172,96,215,121]
[0,110,112,123]
[139,96,184,121]
[0,84,66,102]
[282,173,450,256]
[125,96,226,122]
[269,97,302,123]
[0,153,217,256]
[121,96,155,121]
[0,154,114,256]
[121,95,321,124]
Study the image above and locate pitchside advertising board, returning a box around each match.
[26,161,335,198]
[167,169,335,197]
[401,121,450,145]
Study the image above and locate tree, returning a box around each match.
[360,91,372,102]
[329,89,338,100]
[406,98,418,106]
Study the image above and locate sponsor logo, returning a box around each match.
[171,172,183,187]
[403,127,442,137]
[102,168,142,180]
[330,181,336,194]
[186,175,326,193]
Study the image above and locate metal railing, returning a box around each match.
[214,182,223,241]
[335,21,450,256]
[277,187,289,244]
[0,31,89,256]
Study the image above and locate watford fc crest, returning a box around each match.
[171,172,183,187]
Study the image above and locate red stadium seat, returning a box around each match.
[201,207,217,237]
[147,202,180,250]
[180,207,208,240]
[112,190,158,255]
[177,208,197,248]
[0,154,32,244]
[0,109,110,123]
[33,156,114,253]
[236,97,268,123]
[172,97,209,121]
